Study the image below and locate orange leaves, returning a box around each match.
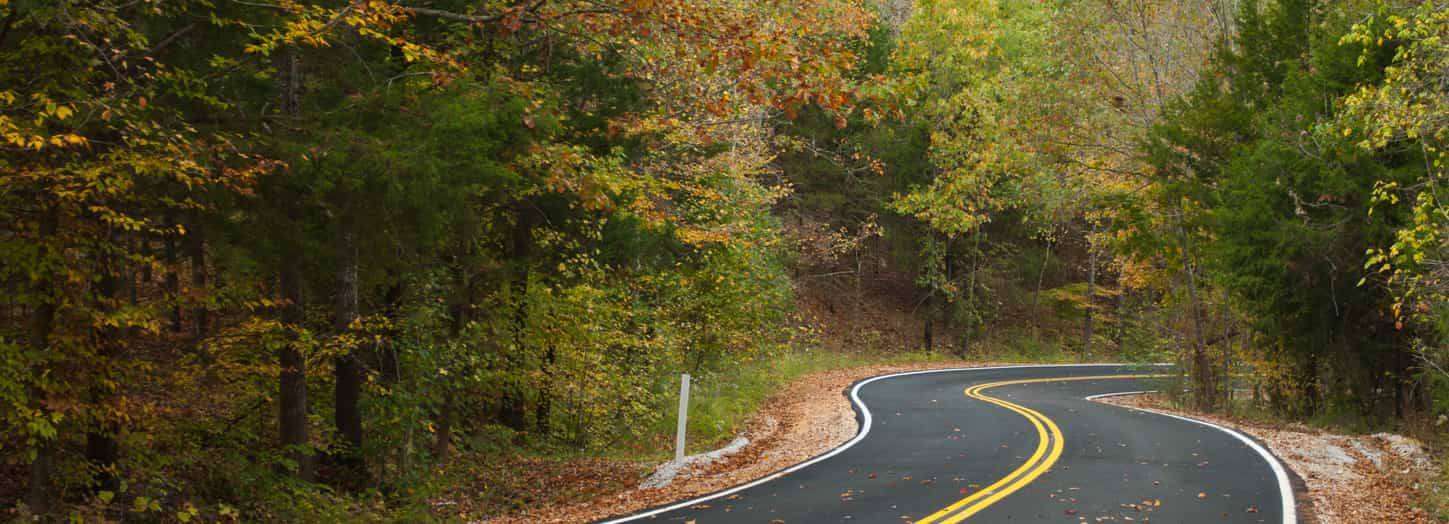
[498,5,527,35]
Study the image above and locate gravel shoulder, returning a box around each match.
[1094,393,1439,524]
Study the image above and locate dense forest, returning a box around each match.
[4,0,1449,520]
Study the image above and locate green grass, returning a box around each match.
[965,327,1090,364]
[665,335,1109,456]
[666,348,958,455]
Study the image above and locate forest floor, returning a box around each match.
[1095,393,1441,524]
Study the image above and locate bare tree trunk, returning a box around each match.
[86,262,122,492]
[536,344,555,436]
[1113,287,1128,348]
[25,207,58,513]
[942,237,955,337]
[333,217,364,484]
[273,44,313,481]
[165,215,182,333]
[1085,224,1099,357]
[1222,319,1237,414]
[959,233,981,357]
[278,267,311,480]
[1177,208,1213,411]
[373,281,403,386]
[501,206,534,433]
[433,398,453,461]
[854,250,863,313]
[923,292,934,352]
[1033,235,1055,342]
[187,215,209,346]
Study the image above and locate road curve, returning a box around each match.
[599,364,1295,524]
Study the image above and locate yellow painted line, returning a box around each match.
[915,374,1168,524]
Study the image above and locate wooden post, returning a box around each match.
[675,374,691,462]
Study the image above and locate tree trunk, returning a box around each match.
[1113,287,1128,348]
[501,205,534,433]
[960,233,983,357]
[923,292,934,352]
[85,265,122,492]
[274,42,312,480]
[333,218,364,484]
[165,220,182,333]
[942,238,955,335]
[433,398,453,461]
[278,267,311,480]
[1177,208,1214,411]
[1084,223,1100,357]
[25,207,59,513]
[187,216,209,346]
[374,281,403,386]
[536,344,555,436]
[1033,234,1055,341]
[436,248,472,460]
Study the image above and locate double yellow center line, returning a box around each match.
[915,374,1166,524]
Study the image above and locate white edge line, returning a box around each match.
[1087,390,1297,524]
[598,363,1167,523]
[1083,390,1158,401]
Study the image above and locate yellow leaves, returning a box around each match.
[677,227,735,246]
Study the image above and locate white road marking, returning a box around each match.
[1086,390,1297,524]
[599,363,1153,523]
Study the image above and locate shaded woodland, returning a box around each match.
[4,0,1449,520]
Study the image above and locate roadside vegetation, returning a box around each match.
[4,0,1449,521]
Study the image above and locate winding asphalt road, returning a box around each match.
[600,364,1295,523]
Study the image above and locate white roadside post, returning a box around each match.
[674,373,691,463]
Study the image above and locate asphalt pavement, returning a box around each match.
[600,364,1296,524]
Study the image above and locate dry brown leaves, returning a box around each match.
[1096,393,1438,524]
[432,456,650,521]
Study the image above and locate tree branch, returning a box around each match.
[147,23,197,58]
[405,6,505,23]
